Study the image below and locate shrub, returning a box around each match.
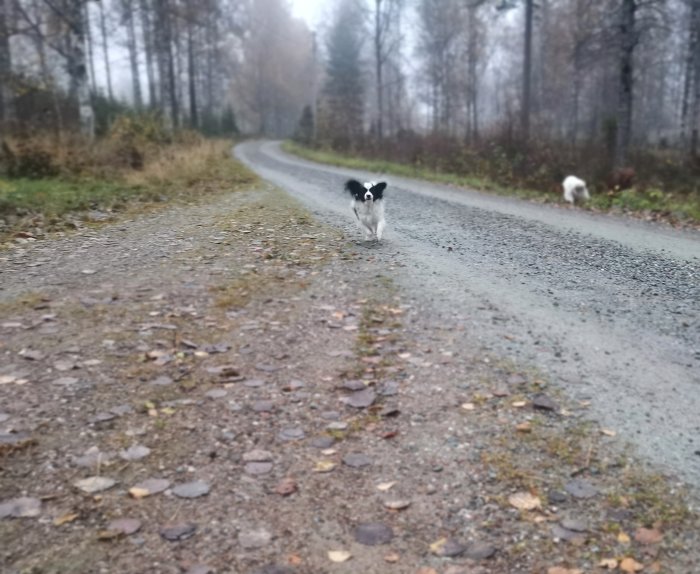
[0,139,59,179]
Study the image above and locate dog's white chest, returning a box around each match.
[351,199,385,240]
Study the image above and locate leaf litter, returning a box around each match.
[1,183,698,573]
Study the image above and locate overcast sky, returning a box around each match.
[289,0,331,29]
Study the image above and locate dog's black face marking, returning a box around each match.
[345,179,387,202]
[369,182,386,200]
[345,179,367,201]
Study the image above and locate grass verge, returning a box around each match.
[283,141,700,224]
[0,140,256,242]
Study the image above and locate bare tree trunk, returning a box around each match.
[614,0,636,169]
[0,0,15,127]
[374,0,383,139]
[173,12,183,124]
[164,0,178,127]
[83,2,97,95]
[154,0,178,127]
[98,0,114,101]
[187,16,198,128]
[66,0,95,138]
[521,0,534,142]
[124,0,142,109]
[140,0,157,107]
[687,0,700,160]
[205,11,214,114]
[465,2,480,143]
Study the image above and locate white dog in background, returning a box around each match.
[345,179,387,241]
[562,175,590,204]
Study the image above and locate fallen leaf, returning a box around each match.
[245,462,273,475]
[430,538,466,557]
[377,481,396,492]
[508,491,541,511]
[160,522,197,542]
[128,487,149,499]
[618,531,631,544]
[0,497,41,518]
[601,429,617,437]
[328,550,352,563]
[275,478,297,496]
[106,518,142,535]
[173,481,210,499]
[343,453,372,468]
[512,401,527,408]
[416,568,438,574]
[461,402,476,411]
[313,460,336,473]
[547,568,582,574]
[430,537,447,554]
[619,557,644,573]
[565,479,598,499]
[354,522,393,545]
[129,478,170,498]
[243,449,274,462]
[74,477,116,494]
[119,444,151,461]
[97,529,124,541]
[238,527,272,549]
[383,552,400,563]
[53,512,79,526]
[383,499,411,510]
[598,558,618,569]
[516,421,532,433]
[532,393,558,411]
[342,388,376,408]
[634,527,663,545]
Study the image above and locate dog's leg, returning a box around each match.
[376,219,385,241]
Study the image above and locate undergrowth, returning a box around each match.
[284,141,700,224]
[0,135,256,241]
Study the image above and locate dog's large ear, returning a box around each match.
[345,179,366,200]
[370,182,387,200]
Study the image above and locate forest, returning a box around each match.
[0,0,699,221]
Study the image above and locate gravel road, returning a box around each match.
[236,140,700,487]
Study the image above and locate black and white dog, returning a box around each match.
[345,179,387,241]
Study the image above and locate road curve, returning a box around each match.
[235,140,700,486]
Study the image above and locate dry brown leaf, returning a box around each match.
[619,557,644,573]
[128,487,150,499]
[416,569,438,574]
[53,513,79,526]
[328,550,351,563]
[618,531,631,544]
[97,529,124,540]
[313,460,336,473]
[383,552,400,563]
[516,421,532,433]
[547,568,583,574]
[460,402,476,411]
[634,527,663,545]
[376,481,396,491]
[601,428,617,437]
[512,400,527,408]
[287,554,303,566]
[598,558,618,569]
[383,499,411,510]
[429,537,447,555]
[508,491,541,510]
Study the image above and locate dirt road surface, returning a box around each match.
[1,144,698,573]
[235,140,700,485]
